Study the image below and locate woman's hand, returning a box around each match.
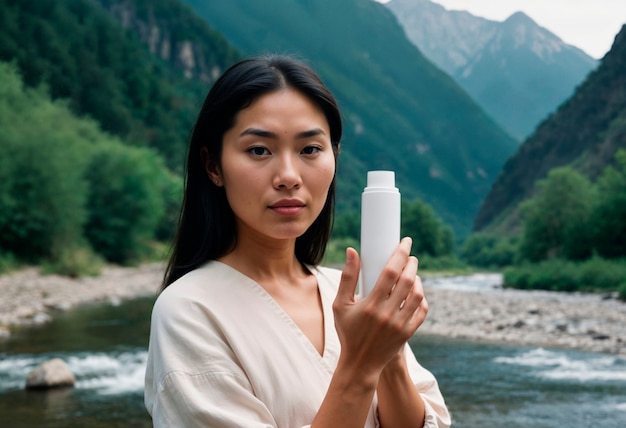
[333,237,428,376]
[312,238,430,428]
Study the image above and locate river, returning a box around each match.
[1,278,625,427]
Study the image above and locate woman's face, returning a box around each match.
[214,88,336,244]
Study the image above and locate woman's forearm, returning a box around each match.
[376,354,426,428]
[311,358,380,428]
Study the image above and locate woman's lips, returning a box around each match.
[269,199,305,216]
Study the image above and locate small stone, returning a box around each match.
[32,312,52,325]
[512,320,526,328]
[25,358,75,390]
[0,326,10,339]
[554,323,568,332]
[14,306,36,319]
[592,334,611,341]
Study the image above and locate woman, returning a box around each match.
[144,55,451,428]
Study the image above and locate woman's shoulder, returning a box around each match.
[160,261,219,291]
[153,261,235,313]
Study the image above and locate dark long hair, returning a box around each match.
[162,55,343,289]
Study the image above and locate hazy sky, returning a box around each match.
[377,0,626,59]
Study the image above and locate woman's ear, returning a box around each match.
[200,147,223,187]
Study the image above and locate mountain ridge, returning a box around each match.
[474,24,626,233]
[387,0,598,140]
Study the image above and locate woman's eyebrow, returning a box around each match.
[296,128,327,139]
[240,128,277,138]
[240,127,327,139]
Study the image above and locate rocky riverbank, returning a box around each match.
[0,263,163,339]
[422,273,626,356]
[1,265,625,357]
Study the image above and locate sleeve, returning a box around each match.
[150,369,277,428]
[403,344,452,428]
[144,288,302,428]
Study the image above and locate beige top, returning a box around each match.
[144,261,450,427]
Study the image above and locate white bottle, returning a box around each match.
[360,171,401,296]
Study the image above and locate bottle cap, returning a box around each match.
[366,170,395,189]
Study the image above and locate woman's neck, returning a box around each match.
[218,234,307,285]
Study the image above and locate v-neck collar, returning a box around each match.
[212,261,338,371]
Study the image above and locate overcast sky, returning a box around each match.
[377,0,626,59]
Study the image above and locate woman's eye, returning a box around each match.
[248,146,270,156]
[302,146,321,155]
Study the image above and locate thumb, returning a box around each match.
[337,247,360,303]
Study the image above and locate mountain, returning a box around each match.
[179,0,517,237]
[474,24,626,233]
[0,0,240,169]
[386,0,598,140]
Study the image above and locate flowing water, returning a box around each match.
[1,279,625,427]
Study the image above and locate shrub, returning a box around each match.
[504,258,626,293]
[461,232,518,268]
[0,250,18,274]
[577,256,626,291]
[323,237,359,267]
[502,265,531,289]
[41,245,104,278]
[84,143,168,264]
[618,282,626,301]
[526,259,579,292]
[416,254,471,274]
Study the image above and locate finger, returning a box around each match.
[408,295,429,331]
[336,247,361,303]
[398,273,424,315]
[370,237,413,298]
[396,256,419,295]
[384,256,419,311]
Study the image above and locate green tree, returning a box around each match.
[519,167,593,262]
[461,232,518,268]
[591,149,626,258]
[332,211,360,241]
[0,62,90,260]
[154,170,184,242]
[84,143,168,264]
[401,199,454,257]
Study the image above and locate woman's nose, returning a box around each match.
[274,155,302,189]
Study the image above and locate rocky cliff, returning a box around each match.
[92,0,238,84]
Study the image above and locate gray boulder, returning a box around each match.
[25,358,75,390]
